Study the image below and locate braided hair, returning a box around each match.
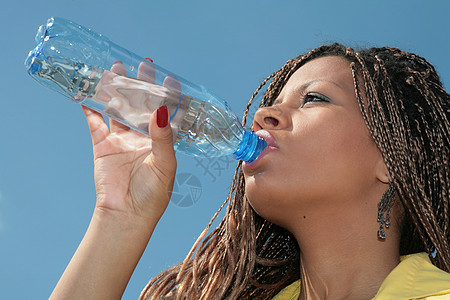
[140,43,449,299]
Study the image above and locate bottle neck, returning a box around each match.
[234,130,267,162]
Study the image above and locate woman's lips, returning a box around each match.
[242,130,278,169]
[255,130,279,148]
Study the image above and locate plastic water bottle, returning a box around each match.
[25,17,266,162]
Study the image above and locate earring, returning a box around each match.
[377,182,395,239]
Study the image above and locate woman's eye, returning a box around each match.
[302,93,331,106]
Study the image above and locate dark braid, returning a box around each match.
[352,47,449,270]
[141,43,449,299]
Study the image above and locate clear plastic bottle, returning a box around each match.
[25,17,266,162]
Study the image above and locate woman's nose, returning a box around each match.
[252,106,288,131]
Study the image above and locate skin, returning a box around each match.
[50,56,402,299]
[50,61,177,299]
[243,56,402,300]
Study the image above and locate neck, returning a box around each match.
[290,198,401,300]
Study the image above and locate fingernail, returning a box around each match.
[156,105,168,128]
[113,60,123,64]
[145,57,154,63]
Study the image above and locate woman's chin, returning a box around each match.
[245,183,276,217]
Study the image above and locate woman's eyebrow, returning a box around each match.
[293,79,343,97]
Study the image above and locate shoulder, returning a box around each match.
[271,280,300,300]
[374,252,450,299]
[271,253,450,300]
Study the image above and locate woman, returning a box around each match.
[50,43,450,299]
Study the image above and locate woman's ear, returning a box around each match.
[375,154,391,184]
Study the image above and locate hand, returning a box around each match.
[51,59,180,300]
[82,59,177,225]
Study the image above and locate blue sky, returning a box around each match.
[1,0,449,298]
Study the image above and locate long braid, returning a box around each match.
[347,46,450,271]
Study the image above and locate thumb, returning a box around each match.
[148,105,176,162]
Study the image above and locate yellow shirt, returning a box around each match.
[272,253,450,299]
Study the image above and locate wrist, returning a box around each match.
[92,206,159,238]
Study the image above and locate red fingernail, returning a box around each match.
[156,105,168,128]
[145,57,154,63]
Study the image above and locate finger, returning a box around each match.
[109,61,129,132]
[109,117,131,134]
[137,59,156,83]
[81,105,110,146]
[108,100,132,134]
[110,116,132,133]
[110,60,127,76]
[162,75,183,124]
[163,75,181,92]
[147,105,175,165]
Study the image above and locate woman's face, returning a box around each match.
[243,56,386,229]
